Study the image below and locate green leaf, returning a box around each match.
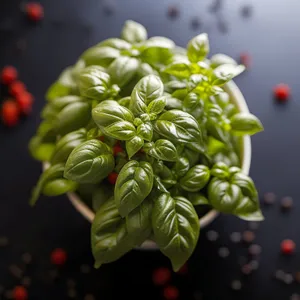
[50,95,83,110]
[210,54,237,68]
[115,160,154,217]
[92,100,136,140]
[91,197,135,268]
[29,136,55,162]
[81,46,120,67]
[174,157,190,178]
[154,110,202,143]
[42,179,78,196]
[121,20,147,44]
[230,113,263,136]
[181,147,200,167]
[231,172,258,198]
[64,139,115,184]
[152,194,200,271]
[179,165,210,192]
[140,36,175,50]
[97,38,131,50]
[137,63,158,77]
[165,96,183,110]
[126,198,153,245]
[147,97,166,115]
[188,192,209,206]
[211,162,229,180]
[144,139,178,162]
[212,64,245,85]
[108,56,139,87]
[164,81,187,94]
[51,129,87,164]
[78,66,111,100]
[183,93,204,119]
[187,33,210,63]
[130,75,164,116]
[140,47,173,67]
[137,122,153,141]
[92,185,113,212]
[126,136,144,158]
[118,96,131,108]
[163,61,191,78]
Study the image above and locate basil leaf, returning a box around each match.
[97,38,131,50]
[230,113,263,136]
[92,185,113,212]
[121,20,147,44]
[234,200,264,221]
[64,139,115,184]
[115,160,154,217]
[51,129,87,164]
[137,62,158,77]
[126,198,152,245]
[29,136,55,162]
[163,61,191,78]
[165,96,183,110]
[231,172,257,198]
[152,194,200,271]
[126,136,144,158]
[78,66,111,100]
[137,122,153,141]
[187,33,209,63]
[140,47,173,67]
[130,75,164,116]
[91,197,135,268]
[174,157,190,178]
[118,96,131,108]
[188,192,209,206]
[42,179,78,196]
[211,162,229,179]
[50,95,83,110]
[144,140,178,162]
[182,147,200,166]
[183,93,204,119]
[179,165,210,192]
[53,102,90,136]
[154,110,202,143]
[147,97,166,115]
[81,46,120,67]
[141,36,175,50]
[212,64,245,85]
[154,176,169,194]
[210,54,237,68]
[164,81,187,94]
[92,100,136,140]
[108,56,139,87]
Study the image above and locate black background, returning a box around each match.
[1,0,300,299]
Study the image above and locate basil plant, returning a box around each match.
[29,20,264,271]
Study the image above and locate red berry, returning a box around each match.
[176,263,188,275]
[51,248,67,266]
[99,136,105,142]
[1,66,18,85]
[1,100,20,127]
[9,81,26,97]
[240,52,251,68]
[113,145,123,156]
[281,239,296,255]
[274,84,290,101]
[13,286,28,300]
[108,172,118,185]
[152,267,171,286]
[163,286,179,300]
[16,92,34,114]
[26,2,44,22]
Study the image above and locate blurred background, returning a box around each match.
[1,0,300,299]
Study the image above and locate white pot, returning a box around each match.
[43,80,251,250]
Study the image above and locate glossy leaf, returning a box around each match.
[152,194,200,271]
[81,46,120,67]
[118,96,131,108]
[154,110,202,143]
[147,97,166,115]
[210,54,237,68]
[180,165,210,192]
[97,38,131,50]
[64,139,115,184]
[115,160,153,217]
[126,136,144,158]
[212,64,245,85]
[92,185,113,212]
[231,172,258,198]
[187,33,210,63]
[42,179,78,196]
[188,192,209,206]
[144,139,178,162]
[163,61,191,78]
[211,162,229,180]
[121,20,147,44]
[230,113,263,136]
[141,36,175,50]
[137,122,153,141]
[174,157,190,178]
[29,136,55,162]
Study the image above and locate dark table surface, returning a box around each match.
[1,0,300,299]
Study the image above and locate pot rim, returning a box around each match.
[43,80,251,250]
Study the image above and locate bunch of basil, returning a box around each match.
[29,20,264,271]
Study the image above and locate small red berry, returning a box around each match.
[13,286,28,300]
[281,239,296,255]
[26,2,44,22]
[51,248,67,266]
[163,286,179,300]
[108,172,118,185]
[9,81,27,97]
[240,52,251,68]
[113,145,123,156]
[1,66,18,84]
[99,136,105,142]
[152,267,171,286]
[273,84,290,101]
[16,92,34,114]
[1,100,20,127]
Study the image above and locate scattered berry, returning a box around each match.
[167,5,179,19]
[263,192,276,205]
[281,239,296,255]
[291,294,300,300]
[242,230,255,243]
[230,232,242,243]
[1,100,20,127]
[152,267,171,286]
[20,277,31,287]
[284,273,294,285]
[240,52,251,68]
[190,17,202,30]
[13,286,28,300]
[1,66,18,84]
[274,269,285,280]
[248,244,262,256]
[21,253,32,264]
[248,221,260,230]
[9,265,23,279]
[9,81,26,97]
[281,196,293,210]
[241,5,253,18]
[16,92,34,114]
[231,280,242,291]
[241,264,252,275]
[113,145,123,156]
[249,260,259,270]
[206,230,219,241]
[51,248,67,266]
[273,84,290,102]
[25,2,44,22]
[163,286,179,300]
[218,247,230,258]
[108,172,118,185]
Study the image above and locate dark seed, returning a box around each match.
[9,264,23,279]
[102,0,116,15]
[248,221,260,230]
[274,269,285,280]
[206,230,219,241]
[208,0,222,14]
[284,274,294,285]
[230,232,242,243]
[241,264,252,275]
[249,260,259,270]
[217,20,228,34]
[22,253,32,264]
[243,231,255,243]
[218,247,230,258]
[248,244,262,256]
[241,5,253,18]
[21,277,31,287]
[67,279,76,288]
[167,5,179,19]
[80,264,91,274]
[84,294,96,300]
[0,236,9,247]
[263,192,276,205]
[190,18,202,30]
[231,280,242,291]
[281,196,293,210]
